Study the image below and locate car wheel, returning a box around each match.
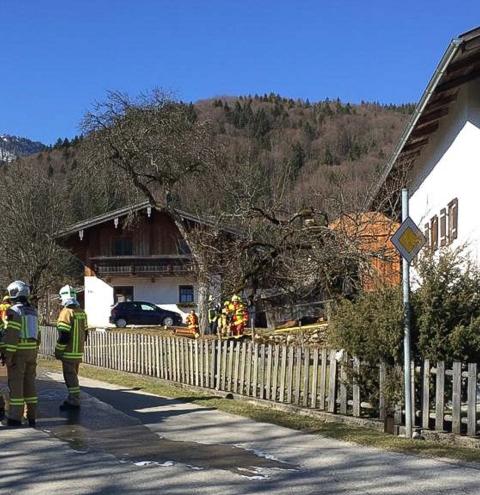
[116,318,127,328]
[163,316,174,327]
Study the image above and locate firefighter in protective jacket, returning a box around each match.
[55,285,88,410]
[0,281,39,427]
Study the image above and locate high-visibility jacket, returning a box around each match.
[186,312,199,333]
[0,302,11,330]
[56,307,88,361]
[0,302,40,357]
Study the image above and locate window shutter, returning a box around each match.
[440,208,447,247]
[424,223,430,251]
[430,215,438,251]
[448,198,458,242]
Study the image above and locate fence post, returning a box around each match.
[303,347,310,407]
[452,361,462,435]
[435,361,445,431]
[467,362,477,437]
[319,348,327,411]
[352,357,360,417]
[422,359,430,430]
[327,349,337,413]
[310,348,319,409]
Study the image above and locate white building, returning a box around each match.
[373,27,480,259]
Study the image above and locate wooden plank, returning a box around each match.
[265,345,273,401]
[221,341,228,391]
[422,359,430,429]
[452,361,462,435]
[271,345,280,402]
[339,355,347,415]
[195,340,200,387]
[239,341,246,395]
[245,342,252,396]
[279,345,287,403]
[310,348,319,408]
[435,361,445,431]
[189,340,195,385]
[259,344,266,399]
[215,339,222,390]
[467,363,477,437]
[226,340,233,391]
[252,343,258,398]
[303,347,310,407]
[210,340,216,389]
[286,346,294,404]
[160,336,165,379]
[319,348,327,410]
[411,360,416,428]
[352,357,360,417]
[294,347,302,405]
[199,340,204,388]
[327,350,337,413]
[233,342,240,394]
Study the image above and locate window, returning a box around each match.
[179,285,194,303]
[430,215,438,251]
[448,198,458,243]
[114,286,134,303]
[439,208,447,247]
[114,238,133,256]
[140,303,156,311]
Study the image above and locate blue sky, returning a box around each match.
[1,0,480,144]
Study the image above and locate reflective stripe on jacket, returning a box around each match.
[56,307,88,361]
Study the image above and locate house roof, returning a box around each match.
[369,26,480,206]
[57,201,239,238]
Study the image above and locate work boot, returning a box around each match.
[28,419,36,427]
[59,401,80,411]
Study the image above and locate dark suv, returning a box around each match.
[110,301,182,328]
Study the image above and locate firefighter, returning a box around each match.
[186,309,199,337]
[231,295,248,338]
[0,295,8,420]
[207,295,220,335]
[0,281,39,427]
[219,300,232,337]
[0,295,11,329]
[55,285,88,410]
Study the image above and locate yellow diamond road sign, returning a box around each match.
[391,217,426,263]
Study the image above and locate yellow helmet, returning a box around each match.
[231,294,240,302]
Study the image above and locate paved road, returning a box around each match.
[1,371,480,495]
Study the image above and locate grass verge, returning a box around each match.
[38,357,480,464]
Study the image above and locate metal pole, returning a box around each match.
[402,188,413,439]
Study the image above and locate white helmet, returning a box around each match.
[7,280,30,300]
[59,285,78,307]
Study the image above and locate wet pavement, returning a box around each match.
[3,370,480,494]
[36,372,296,478]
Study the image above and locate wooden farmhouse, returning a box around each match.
[58,202,221,327]
[373,27,480,259]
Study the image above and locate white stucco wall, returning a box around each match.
[84,275,197,328]
[409,80,480,262]
[84,276,114,328]
[108,275,197,304]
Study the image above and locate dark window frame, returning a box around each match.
[179,285,194,303]
[113,237,133,256]
[448,198,458,243]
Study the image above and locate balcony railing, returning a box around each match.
[92,257,194,277]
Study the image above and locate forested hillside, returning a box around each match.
[13,95,413,224]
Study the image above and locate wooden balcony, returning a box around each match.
[89,255,194,277]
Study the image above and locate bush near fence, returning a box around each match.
[39,326,480,438]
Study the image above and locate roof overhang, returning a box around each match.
[369,27,480,207]
[57,201,239,239]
